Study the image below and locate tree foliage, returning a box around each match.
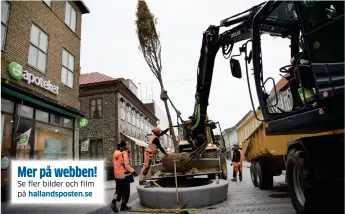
[135,0,162,80]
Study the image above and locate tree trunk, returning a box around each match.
[162,99,178,152]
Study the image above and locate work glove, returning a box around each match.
[132,171,138,177]
[161,128,169,135]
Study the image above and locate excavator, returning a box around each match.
[148,1,343,213]
[178,1,343,214]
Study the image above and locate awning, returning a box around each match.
[1,87,84,119]
[123,134,148,147]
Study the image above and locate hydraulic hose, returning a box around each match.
[191,104,201,131]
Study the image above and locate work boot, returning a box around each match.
[139,180,147,185]
[120,204,132,211]
[231,178,237,181]
[110,200,119,213]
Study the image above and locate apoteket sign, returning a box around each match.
[8,62,59,95]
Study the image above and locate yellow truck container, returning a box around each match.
[237,109,334,190]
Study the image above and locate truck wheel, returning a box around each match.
[250,163,258,187]
[255,162,273,190]
[286,148,317,214]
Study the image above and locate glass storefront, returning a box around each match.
[1,98,75,161]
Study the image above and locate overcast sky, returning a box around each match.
[80,0,291,133]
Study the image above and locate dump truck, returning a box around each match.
[238,109,337,190]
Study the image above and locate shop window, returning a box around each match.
[63,118,73,129]
[42,0,51,7]
[90,139,103,159]
[1,1,10,50]
[35,109,49,123]
[28,24,48,73]
[1,98,14,113]
[61,49,75,88]
[35,122,73,160]
[17,104,34,119]
[1,114,13,158]
[90,98,103,119]
[50,113,62,126]
[65,1,76,32]
[15,118,34,160]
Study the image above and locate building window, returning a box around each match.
[131,109,135,124]
[1,98,14,113]
[90,98,103,119]
[120,101,126,120]
[90,139,103,159]
[1,1,10,50]
[28,24,48,73]
[65,1,76,32]
[136,113,140,127]
[141,116,144,130]
[127,106,131,123]
[43,0,51,7]
[61,49,74,88]
[50,113,62,126]
[2,114,14,160]
[35,109,49,123]
[15,118,34,160]
[35,122,73,160]
[17,104,34,119]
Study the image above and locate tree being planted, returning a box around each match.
[135,0,178,151]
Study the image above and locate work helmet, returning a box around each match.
[152,127,161,135]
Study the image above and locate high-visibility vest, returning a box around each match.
[298,88,316,104]
[113,150,134,179]
[146,135,159,154]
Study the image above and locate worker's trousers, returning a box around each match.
[233,162,242,179]
[139,151,154,181]
[113,178,130,205]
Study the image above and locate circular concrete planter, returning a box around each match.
[137,179,228,209]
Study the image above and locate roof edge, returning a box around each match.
[76,0,90,14]
[79,79,123,87]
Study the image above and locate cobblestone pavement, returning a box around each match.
[90,166,295,214]
[2,165,296,214]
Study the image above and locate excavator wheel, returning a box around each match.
[255,161,273,190]
[250,163,258,187]
[219,152,228,180]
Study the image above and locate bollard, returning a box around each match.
[215,174,219,184]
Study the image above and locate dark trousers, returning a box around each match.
[113,178,130,205]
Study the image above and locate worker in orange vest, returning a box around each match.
[139,127,169,185]
[231,144,243,181]
[111,141,138,213]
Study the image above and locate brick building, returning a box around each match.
[1,0,89,200]
[79,72,158,180]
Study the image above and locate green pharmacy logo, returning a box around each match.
[80,118,89,128]
[8,62,23,80]
[19,134,29,145]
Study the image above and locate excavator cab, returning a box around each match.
[225,1,344,135]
